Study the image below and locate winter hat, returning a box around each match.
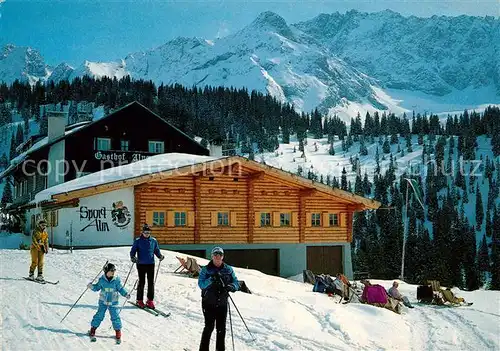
[211,246,224,256]
[142,223,151,232]
[103,263,116,273]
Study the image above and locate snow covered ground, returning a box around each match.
[1,246,499,350]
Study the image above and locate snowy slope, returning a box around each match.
[0,246,498,350]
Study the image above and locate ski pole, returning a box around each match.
[112,279,138,330]
[228,294,255,341]
[60,260,108,323]
[228,299,235,351]
[123,262,134,287]
[154,260,161,286]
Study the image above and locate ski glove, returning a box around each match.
[225,284,236,293]
[125,293,131,299]
[131,256,137,263]
[87,283,93,290]
[159,255,165,261]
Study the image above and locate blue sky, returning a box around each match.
[1,0,498,66]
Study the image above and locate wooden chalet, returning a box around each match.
[33,154,380,278]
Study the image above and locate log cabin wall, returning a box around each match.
[134,170,353,245]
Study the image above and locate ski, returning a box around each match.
[153,308,171,318]
[24,277,45,284]
[23,277,59,285]
[127,301,159,316]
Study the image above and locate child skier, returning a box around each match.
[87,263,130,343]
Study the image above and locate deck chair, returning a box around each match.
[174,256,201,277]
[427,280,441,292]
[441,288,472,306]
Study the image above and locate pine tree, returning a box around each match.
[363,172,371,196]
[478,234,490,286]
[328,142,335,155]
[39,107,48,135]
[341,167,348,191]
[490,208,500,290]
[9,133,17,161]
[0,153,7,170]
[476,183,484,230]
[382,138,391,154]
[1,178,13,208]
[68,100,78,124]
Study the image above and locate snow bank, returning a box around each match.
[0,247,498,350]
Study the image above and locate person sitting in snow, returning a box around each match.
[88,263,130,342]
[130,223,164,309]
[388,281,414,308]
[28,219,49,281]
[198,246,239,351]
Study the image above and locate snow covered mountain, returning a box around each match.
[0,44,50,85]
[295,10,500,96]
[1,11,499,117]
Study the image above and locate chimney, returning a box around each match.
[209,136,224,157]
[48,114,66,142]
[209,144,223,157]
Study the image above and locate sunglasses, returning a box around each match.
[212,252,223,256]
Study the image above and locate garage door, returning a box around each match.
[223,249,279,276]
[306,246,343,275]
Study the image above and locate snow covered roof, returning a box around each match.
[34,153,381,210]
[34,153,220,203]
[0,125,88,180]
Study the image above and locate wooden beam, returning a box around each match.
[194,176,201,244]
[236,156,381,209]
[299,192,306,243]
[247,177,255,243]
[52,157,237,202]
[248,171,265,180]
[346,212,353,242]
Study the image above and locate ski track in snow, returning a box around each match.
[1,247,499,350]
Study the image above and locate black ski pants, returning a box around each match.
[199,302,228,351]
[136,264,155,301]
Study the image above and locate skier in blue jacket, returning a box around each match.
[87,263,130,342]
[130,223,164,309]
[198,246,239,351]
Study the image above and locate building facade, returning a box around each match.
[33,155,380,278]
[0,101,209,219]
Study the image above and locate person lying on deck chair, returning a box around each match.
[388,281,414,308]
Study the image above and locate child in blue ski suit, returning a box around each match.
[88,263,130,341]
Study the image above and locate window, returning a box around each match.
[280,213,291,227]
[121,140,129,151]
[260,212,271,227]
[329,213,339,227]
[311,213,321,227]
[152,211,165,226]
[149,141,165,154]
[95,137,111,151]
[174,211,186,227]
[50,211,59,227]
[44,176,48,190]
[32,175,36,192]
[217,212,229,226]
